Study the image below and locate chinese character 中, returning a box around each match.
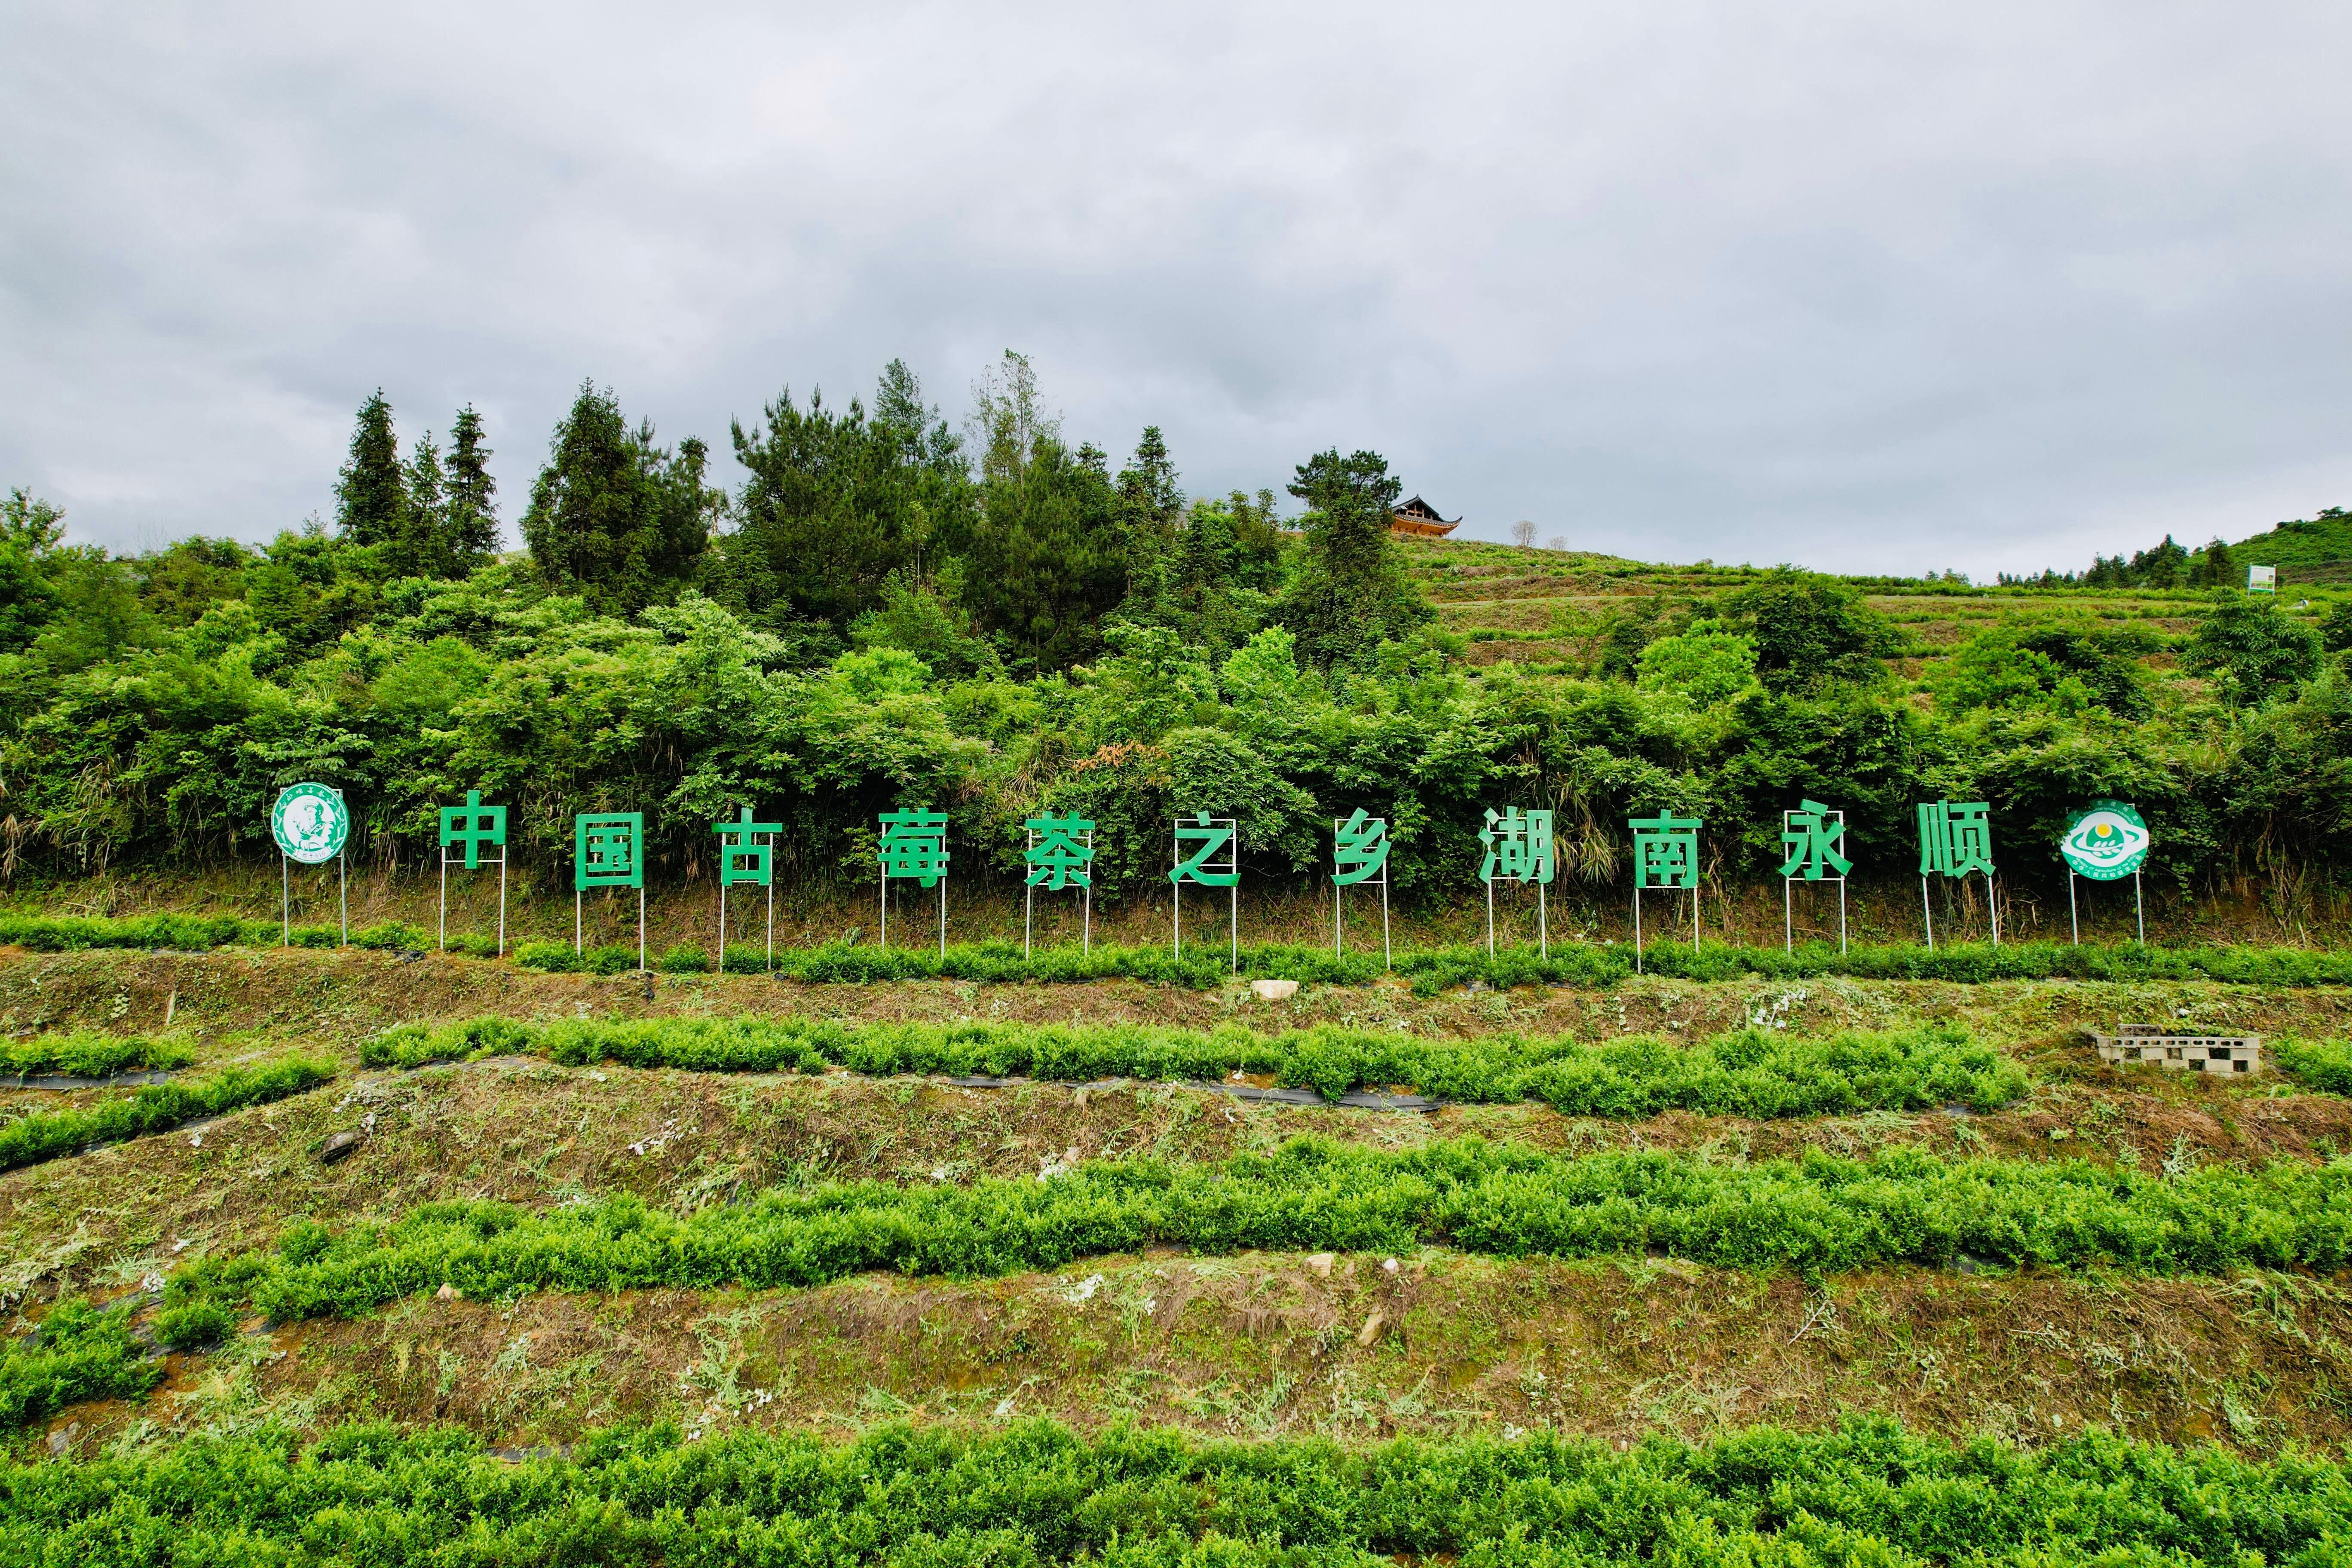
[1779,799,1852,882]
[877,808,950,887]
[1479,807,1554,885]
[1917,800,1995,879]
[438,790,505,870]
[716,806,780,889]
[1024,813,1096,890]
[1629,811,1701,890]
[1170,812,1238,887]
[574,812,644,891]
[1332,809,1390,887]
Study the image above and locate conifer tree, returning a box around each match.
[521,382,715,613]
[443,405,499,557]
[334,391,407,548]
[1277,449,1429,669]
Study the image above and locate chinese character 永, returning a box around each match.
[1779,799,1852,882]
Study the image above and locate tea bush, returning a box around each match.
[2,1031,192,1077]
[0,1298,159,1430]
[0,1056,335,1174]
[7,1415,2350,1564]
[364,1014,2027,1115]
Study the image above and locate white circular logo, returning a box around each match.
[271,783,349,865]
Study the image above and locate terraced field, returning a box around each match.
[7,939,2352,1560]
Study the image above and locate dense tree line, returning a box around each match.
[0,356,2347,913]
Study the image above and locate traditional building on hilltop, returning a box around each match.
[1389,496,1461,538]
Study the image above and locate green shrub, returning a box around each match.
[441,932,500,958]
[0,1297,160,1428]
[153,1300,234,1351]
[10,1414,2352,1561]
[2274,1038,2352,1095]
[189,1138,2352,1327]
[653,943,708,974]
[350,921,428,951]
[2,1032,193,1077]
[363,1014,2026,1115]
[0,1057,336,1175]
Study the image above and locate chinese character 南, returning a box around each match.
[877,808,951,887]
[1479,807,1555,885]
[1024,813,1096,890]
[1170,812,1239,887]
[1629,811,1701,889]
[1332,809,1391,887]
[1917,800,1995,879]
[1779,799,1852,882]
[439,790,505,870]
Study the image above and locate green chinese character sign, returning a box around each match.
[1627,811,1702,970]
[714,806,781,971]
[1023,813,1095,956]
[877,808,949,953]
[1779,799,1849,954]
[436,790,508,956]
[1915,800,1999,949]
[572,812,645,970]
[1170,812,1239,971]
[1331,809,1392,967]
[1479,807,1555,956]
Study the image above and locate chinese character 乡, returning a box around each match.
[1917,800,1994,879]
[574,812,643,891]
[878,808,950,887]
[1024,813,1096,890]
[1332,809,1390,887]
[1779,799,1852,882]
[716,806,780,888]
[439,790,505,870]
[1170,812,1238,887]
[1628,811,1701,890]
[1479,807,1555,885]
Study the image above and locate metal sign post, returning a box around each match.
[2060,800,2151,946]
[1780,800,1849,955]
[574,812,646,969]
[1023,815,1095,956]
[437,791,508,955]
[877,807,950,954]
[1170,812,1240,972]
[1332,810,1392,969]
[272,783,350,947]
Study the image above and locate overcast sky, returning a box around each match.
[5,2,2349,578]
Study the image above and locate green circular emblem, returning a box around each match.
[271,783,349,865]
[2059,799,2150,881]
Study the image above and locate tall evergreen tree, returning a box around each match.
[378,434,446,579]
[443,405,500,558]
[334,391,407,548]
[1277,449,1429,669]
[520,382,716,614]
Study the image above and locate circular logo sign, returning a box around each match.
[2060,799,2150,881]
[271,783,349,865]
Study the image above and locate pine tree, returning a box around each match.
[443,405,499,558]
[521,382,714,613]
[380,434,445,579]
[335,391,407,548]
[1277,449,1429,669]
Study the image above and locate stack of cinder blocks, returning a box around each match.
[2091,1024,2260,1076]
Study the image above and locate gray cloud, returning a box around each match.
[5,0,2349,577]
